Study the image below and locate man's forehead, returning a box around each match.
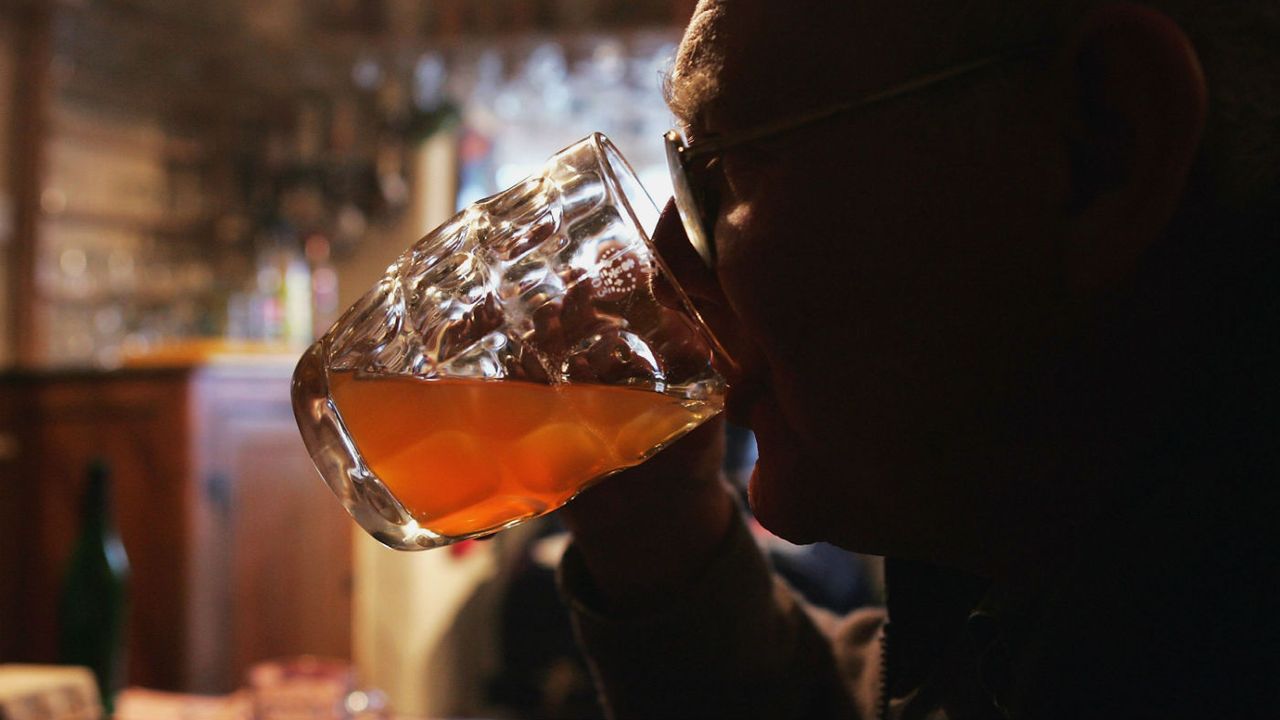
[667,1,981,136]
[670,0,876,135]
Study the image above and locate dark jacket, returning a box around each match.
[560,476,1277,719]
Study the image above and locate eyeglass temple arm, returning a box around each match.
[680,46,1044,162]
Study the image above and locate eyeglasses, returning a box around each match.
[664,46,1044,269]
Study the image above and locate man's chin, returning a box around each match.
[745,394,828,544]
[746,456,825,546]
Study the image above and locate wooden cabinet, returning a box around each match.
[0,359,352,693]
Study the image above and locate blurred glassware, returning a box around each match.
[248,657,349,720]
[412,52,448,112]
[458,33,680,212]
[107,247,137,295]
[247,657,390,720]
[351,55,384,92]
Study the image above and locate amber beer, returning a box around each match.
[329,371,722,537]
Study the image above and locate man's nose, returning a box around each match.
[651,200,721,310]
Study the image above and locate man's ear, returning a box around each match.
[1060,3,1207,294]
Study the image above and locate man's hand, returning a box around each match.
[559,416,737,612]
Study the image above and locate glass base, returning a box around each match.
[293,343,464,550]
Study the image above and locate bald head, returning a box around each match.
[668,0,1279,210]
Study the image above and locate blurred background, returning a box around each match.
[0,2,878,718]
[0,0,687,369]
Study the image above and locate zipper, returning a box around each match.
[878,621,892,720]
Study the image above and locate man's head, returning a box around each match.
[661,1,1279,573]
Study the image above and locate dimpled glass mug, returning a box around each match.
[292,134,726,549]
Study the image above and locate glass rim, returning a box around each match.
[584,132,738,376]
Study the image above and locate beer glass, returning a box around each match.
[292,134,726,550]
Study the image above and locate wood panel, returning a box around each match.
[20,371,191,689]
[0,375,32,661]
[190,365,353,691]
[6,2,53,366]
[0,362,352,695]
[228,423,352,677]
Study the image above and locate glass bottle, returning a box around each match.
[57,459,131,713]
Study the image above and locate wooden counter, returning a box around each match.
[0,357,352,693]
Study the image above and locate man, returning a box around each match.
[557,1,1279,718]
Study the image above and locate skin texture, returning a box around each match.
[562,1,1207,596]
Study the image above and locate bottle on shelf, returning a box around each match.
[57,459,131,714]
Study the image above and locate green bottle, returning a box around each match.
[57,459,130,713]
